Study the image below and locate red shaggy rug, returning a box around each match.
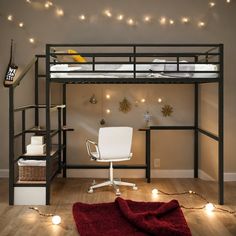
[73,197,192,236]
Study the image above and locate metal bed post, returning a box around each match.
[45,44,51,205]
[62,83,67,178]
[35,57,39,127]
[146,129,151,183]
[194,83,199,178]
[219,44,224,205]
[9,86,14,205]
[22,110,26,154]
[58,108,62,173]
[194,56,199,178]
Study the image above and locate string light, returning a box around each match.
[144,16,151,23]
[52,215,61,225]
[106,109,111,114]
[150,187,236,216]
[198,21,206,28]
[7,15,13,21]
[226,0,231,3]
[127,18,135,26]
[106,94,111,99]
[44,1,53,9]
[182,17,190,24]
[209,2,216,7]
[160,17,167,25]
[29,38,35,43]
[56,8,64,16]
[158,98,162,103]
[26,0,31,3]
[169,19,175,25]
[141,98,146,103]
[104,9,112,18]
[79,14,86,21]
[117,14,124,21]
[19,22,24,28]
[29,207,62,225]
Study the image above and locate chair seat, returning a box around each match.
[90,152,132,162]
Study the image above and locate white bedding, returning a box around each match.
[50,60,218,79]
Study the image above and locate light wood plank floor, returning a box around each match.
[0,178,236,236]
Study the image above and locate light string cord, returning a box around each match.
[155,188,236,215]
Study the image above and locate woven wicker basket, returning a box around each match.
[18,159,58,181]
[19,165,46,181]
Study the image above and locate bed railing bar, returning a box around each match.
[198,128,219,141]
[50,52,220,57]
[50,70,220,74]
[47,43,221,47]
[50,61,221,65]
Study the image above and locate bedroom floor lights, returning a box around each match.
[151,188,236,215]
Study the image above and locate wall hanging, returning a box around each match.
[161,104,173,117]
[89,94,98,104]
[119,97,132,113]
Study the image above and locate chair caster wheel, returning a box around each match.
[88,188,94,194]
[116,189,121,196]
[133,185,138,190]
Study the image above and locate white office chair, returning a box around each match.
[86,127,138,196]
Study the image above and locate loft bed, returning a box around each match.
[8,44,224,206]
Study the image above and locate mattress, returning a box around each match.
[50,60,218,79]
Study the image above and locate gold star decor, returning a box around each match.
[119,97,132,113]
[161,104,173,117]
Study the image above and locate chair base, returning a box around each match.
[88,180,138,196]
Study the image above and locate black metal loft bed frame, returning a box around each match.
[8,44,224,206]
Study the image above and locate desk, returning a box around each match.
[139,126,195,183]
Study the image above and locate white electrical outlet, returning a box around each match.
[154,158,160,168]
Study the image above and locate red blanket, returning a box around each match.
[73,197,192,236]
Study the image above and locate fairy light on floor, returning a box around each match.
[29,207,61,225]
[151,188,236,216]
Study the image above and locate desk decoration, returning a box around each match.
[143,111,152,127]
[161,104,173,117]
[119,97,132,113]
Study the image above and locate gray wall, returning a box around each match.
[0,0,236,179]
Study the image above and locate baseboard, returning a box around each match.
[0,169,9,178]
[1,168,236,181]
[224,172,236,181]
[198,170,215,181]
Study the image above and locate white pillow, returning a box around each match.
[150,59,166,71]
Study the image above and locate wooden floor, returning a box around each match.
[0,178,236,236]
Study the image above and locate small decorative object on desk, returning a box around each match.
[161,104,173,117]
[143,111,152,127]
[119,97,132,113]
[100,118,106,125]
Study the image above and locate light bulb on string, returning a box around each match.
[160,17,167,25]
[52,215,61,225]
[144,16,151,23]
[209,2,216,7]
[7,15,13,21]
[182,17,190,24]
[141,98,146,103]
[169,19,174,25]
[157,98,162,103]
[198,21,206,28]
[104,9,112,18]
[127,18,135,26]
[79,14,86,21]
[106,109,111,114]
[29,38,35,44]
[56,8,64,16]
[106,94,111,99]
[19,22,24,28]
[205,203,215,212]
[226,0,231,3]
[117,14,124,21]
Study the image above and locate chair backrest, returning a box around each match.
[98,127,133,159]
